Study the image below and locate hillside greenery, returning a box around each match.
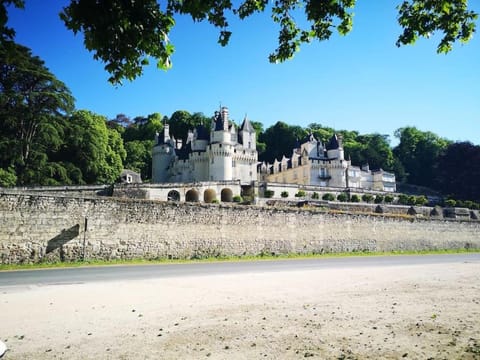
[1,40,479,205]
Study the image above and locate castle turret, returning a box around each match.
[239,116,256,150]
[152,125,176,182]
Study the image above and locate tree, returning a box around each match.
[434,142,480,202]
[0,41,74,185]
[60,110,126,184]
[393,127,450,187]
[259,121,307,163]
[3,1,477,84]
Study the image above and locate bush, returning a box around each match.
[264,190,274,198]
[233,195,243,203]
[362,194,373,203]
[281,191,289,198]
[350,194,360,203]
[295,190,306,197]
[337,193,348,202]
[0,168,17,187]
[397,194,409,205]
[374,195,384,204]
[384,195,394,203]
[444,199,456,207]
[322,193,335,201]
[211,199,219,204]
[455,199,466,208]
[471,202,480,210]
[415,195,428,206]
[407,195,417,206]
[311,192,319,199]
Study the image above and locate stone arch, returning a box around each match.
[221,188,233,202]
[185,189,199,202]
[203,189,216,203]
[167,190,180,201]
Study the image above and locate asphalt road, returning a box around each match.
[0,253,479,288]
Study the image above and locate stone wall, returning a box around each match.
[1,192,479,264]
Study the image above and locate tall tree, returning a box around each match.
[393,127,450,187]
[259,121,307,163]
[434,142,480,201]
[0,41,74,185]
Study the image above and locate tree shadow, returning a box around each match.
[46,224,80,254]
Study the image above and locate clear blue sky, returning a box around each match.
[7,1,480,145]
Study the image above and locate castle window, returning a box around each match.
[219,144,222,148]
[248,141,251,149]
[232,161,236,167]
[211,158,214,164]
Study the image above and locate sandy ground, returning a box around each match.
[1,259,480,359]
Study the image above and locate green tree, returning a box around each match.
[393,127,450,187]
[5,1,476,84]
[0,42,74,185]
[259,121,307,163]
[124,140,154,181]
[61,110,125,184]
[435,142,480,202]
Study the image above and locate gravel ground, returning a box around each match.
[1,259,480,359]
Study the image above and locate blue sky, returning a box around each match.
[7,1,480,145]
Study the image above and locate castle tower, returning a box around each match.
[239,116,256,150]
[152,126,176,183]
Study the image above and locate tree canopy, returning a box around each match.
[2,1,477,84]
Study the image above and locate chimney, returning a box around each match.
[221,107,229,130]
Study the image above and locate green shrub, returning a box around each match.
[211,199,219,204]
[407,195,417,206]
[322,193,335,201]
[311,192,319,199]
[362,194,373,203]
[337,193,348,202]
[281,191,289,198]
[350,194,360,202]
[415,195,428,206]
[233,195,243,203]
[374,195,384,204]
[0,168,17,187]
[384,195,394,203]
[444,199,456,207]
[264,190,274,198]
[295,190,306,197]
[398,194,409,205]
[455,199,466,208]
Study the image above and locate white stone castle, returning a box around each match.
[152,106,396,193]
[152,107,257,184]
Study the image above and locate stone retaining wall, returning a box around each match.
[1,193,479,264]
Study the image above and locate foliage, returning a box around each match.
[397,194,409,205]
[374,195,384,204]
[415,195,428,206]
[350,194,360,203]
[311,192,319,200]
[295,190,306,197]
[259,121,307,163]
[393,127,450,187]
[384,195,394,203]
[322,193,335,201]
[361,194,373,203]
[264,190,274,198]
[281,191,289,198]
[434,142,480,202]
[397,0,478,54]
[407,195,417,206]
[124,140,154,181]
[337,193,348,202]
[0,167,16,187]
[0,41,74,185]
[444,199,456,207]
[233,195,243,203]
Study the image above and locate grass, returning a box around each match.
[0,248,478,272]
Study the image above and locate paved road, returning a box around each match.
[0,253,479,287]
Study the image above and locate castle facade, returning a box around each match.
[152,107,257,185]
[152,107,396,194]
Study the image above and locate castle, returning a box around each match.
[152,107,257,184]
[152,106,396,195]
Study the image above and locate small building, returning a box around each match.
[119,169,142,184]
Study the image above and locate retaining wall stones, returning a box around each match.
[1,193,479,264]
